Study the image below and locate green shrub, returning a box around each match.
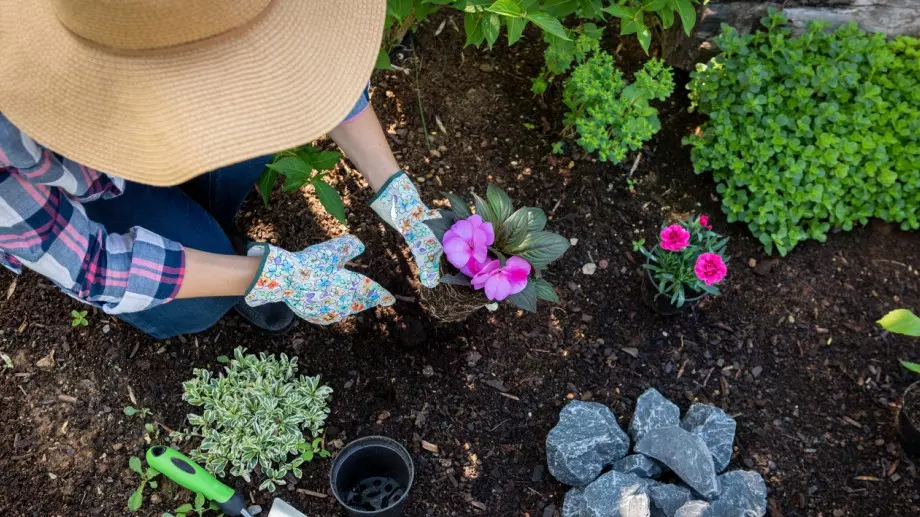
[687,11,920,255]
[563,52,674,163]
[174,347,332,492]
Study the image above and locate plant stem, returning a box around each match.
[414,56,431,150]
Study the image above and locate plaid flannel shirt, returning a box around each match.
[0,113,185,314]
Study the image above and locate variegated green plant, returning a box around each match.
[172,347,332,492]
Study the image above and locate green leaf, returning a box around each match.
[637,23,652,54]
[505,231,569,270]
[375,48,392,70]
[472,193,498,225]
[526,12,569,41]
[675,0,696,35]
[658,7,674,28]
[507,281,537,312]
[127,486,144,512]
[312,179,347,225]
[423,211,456,242]
[878,309,920,337]
[440,273,472,286]
[123,406,138,417]
[194,493,205,509]
[464,12,485,46]
[506,16,527,45]
[129,456,143,474]
[486,184,514,224]
[443,192,472,218]
[501,207,547,248]
[267,157,314,191]
[483,13,501,48]
[298,148,341,172]
[162,513,176,517]
[387,0,413,21]
[533,278,560,303]
[175,504,193,513]
[216,355,230,364]
[258,168,278,207]
[902,361,920,374]
[620,18,640,36]
[602,4,639,19]
[486,0,522,17]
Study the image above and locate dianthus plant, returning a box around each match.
[425,184,569,311]
[172,347,332,492]
[563,52,674,163]
[641,214,729,307]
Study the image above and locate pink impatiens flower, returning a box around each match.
[698,213,712,229]
[694,252,727,286]
[443,215,495,276]
[471,256,531,301]
[660,224,691,252]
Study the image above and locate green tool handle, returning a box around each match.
[146,446,249,517]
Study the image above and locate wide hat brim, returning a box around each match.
[0,0,386,186]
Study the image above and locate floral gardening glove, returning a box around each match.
[244,235,395,325]
[369,171,443,288]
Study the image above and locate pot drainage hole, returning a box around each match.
[346,477,405,511]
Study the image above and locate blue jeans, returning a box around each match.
[84,156,271,339]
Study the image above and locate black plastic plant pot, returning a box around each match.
[330,436,415,517]
[643,268,706,316]
[897,381,920,456]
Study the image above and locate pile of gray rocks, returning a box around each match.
[546,389,767,517]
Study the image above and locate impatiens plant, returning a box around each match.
[425,184,569,312]
[171,347,332,492]
[641,214,729,307]
[878,309,920,374]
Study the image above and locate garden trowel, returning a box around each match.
[146,446,308,517]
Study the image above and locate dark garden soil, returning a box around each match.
[2,14,920,517]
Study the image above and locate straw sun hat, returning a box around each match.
[0,0,386,185]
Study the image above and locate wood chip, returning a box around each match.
[620,347,639,358]
[470,500,487,511]
[887,460,899,477]
[295,488,328,499]
[842,416,862,429]
[422,440,440,454]
[127,385,137,405]
[854,476,881,482]
[36,350,55,368]
[57,394,78,404]
[6,278,16,300]
[482,379,508,392]
[498,392,520,401]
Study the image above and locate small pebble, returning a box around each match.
[582,263,597,275]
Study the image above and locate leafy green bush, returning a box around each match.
[174,347,332,492]
[603,0,699,54]
[258,145,347,224]
[687,11,920,255]
[563,52,674,163]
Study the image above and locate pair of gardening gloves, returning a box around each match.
[244,172,442,325]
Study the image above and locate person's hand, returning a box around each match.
[244,235,394,325]
[370,172,443,287]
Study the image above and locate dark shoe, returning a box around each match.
[234,301,295,336]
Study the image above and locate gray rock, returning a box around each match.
[629,388,681,442]
[547,401,630,486]
[711,470,767,517]
[649,483,693,517]
[612,454,665,479]
[675,501,714,517]
[563,487,587,517]
[584,471,652,517]
[634,427,720,499]
[681,404,737,473]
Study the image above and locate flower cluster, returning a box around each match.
[444,215,532,301]
[641,214,729,307]
[424,184,569,312]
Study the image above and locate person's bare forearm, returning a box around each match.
[175,248,261,299]
[328,102,401,191]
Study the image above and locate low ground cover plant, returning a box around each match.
[425,184,568,311]
[640,214,728,307]
[171,347,332,492]
[687,11,920,255]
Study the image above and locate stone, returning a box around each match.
[711,470,767,517]
[611,454,665,479]
[583,471,652,517]
[562,487,587,517]
[634,427,720,499]
[675,501,714,517]
[681,404,737,473]
[546,401,630,486]
[649,483,693,517]
[629,388,680,442]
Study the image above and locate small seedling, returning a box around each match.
[551,141,565,155]
[127,456,160,512]
[71,310,88,327]
[1,352,12,369]
[124,406,152,418]
[626,178,638,194]
[298,437,332,463]
[523,122,536,130]
[162,492,220,517]
[631,238,646,252]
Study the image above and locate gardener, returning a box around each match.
[0,0,442,338]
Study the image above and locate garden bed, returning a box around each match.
[2,14,919,517]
